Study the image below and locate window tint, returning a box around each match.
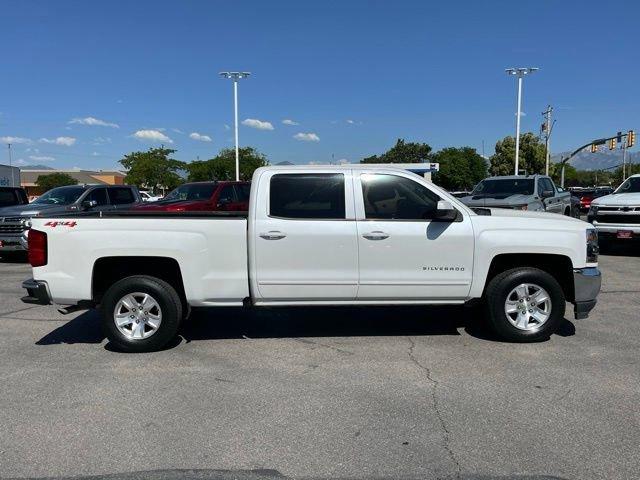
[85,188,109,206]
[540,178,554,193]
[0,190,19,207]
[270,174,345,219]
[235,184,251,202]
[362,174,440,220]
[218,185,236,203]
[108,187,136,205]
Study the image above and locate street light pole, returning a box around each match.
[506,67,539,175]
[219,71,251,181]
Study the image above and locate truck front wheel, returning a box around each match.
[485,267,565,342]
[101,275,183,352]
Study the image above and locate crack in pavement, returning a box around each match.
[0,305,42,317]
[406,336,461,480]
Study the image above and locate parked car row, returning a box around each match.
[0,181,251,257]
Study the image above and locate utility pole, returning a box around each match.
[505,67,539,175]
[621,136,627,181]
[7,143,15,187]
[220,71,251,181]
[541,105,554,176]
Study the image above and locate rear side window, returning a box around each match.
[108,187,136,205]
[270,174,345,219]
[235,184,251,202]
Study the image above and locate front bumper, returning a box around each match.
[573,267,601,319]
[21,278,52,305]
[589,222,640,236]
[0,234,28,251]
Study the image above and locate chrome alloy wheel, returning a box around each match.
[504,283,552,331]
[113,292,162,340]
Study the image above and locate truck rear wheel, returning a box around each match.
[485,267,565,342]
[101,275,182,352]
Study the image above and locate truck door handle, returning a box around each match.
[259,231,286,240]
[362,231,390,240]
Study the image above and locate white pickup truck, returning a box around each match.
[21,166,601,352]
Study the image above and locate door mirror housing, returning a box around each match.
[433,200,458,221]
[541,189,554,198]
[81,200,98,210]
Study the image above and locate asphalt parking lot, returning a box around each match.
[0,248,638,480]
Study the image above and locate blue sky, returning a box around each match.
[0,0,638,170]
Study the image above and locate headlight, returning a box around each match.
[586,228,599,263]
[588,205,598,214]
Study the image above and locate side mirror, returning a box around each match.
[81,200,98,210]
[541,189,554,198]
[433,200,458,221]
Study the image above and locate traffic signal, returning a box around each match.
[628,130,636,148]
[591,144,598,153]
[617,131,623,143]
[608,138,617,150]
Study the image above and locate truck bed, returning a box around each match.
[29,214,250,306]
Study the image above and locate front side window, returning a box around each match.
[164,183,217,202]
[218,185,236,203]
[0,189,19,207]
[270,173,345,219]
[362,174,439,220]
[85,188,109,206]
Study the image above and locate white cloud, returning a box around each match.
[132,129,173,143]
[39,136,76,146]
[0,136,31,144]
[189,132,212,142]
[293,132,320,142]
[242,118,274,130]
[172,128,184,134]
[93,136,112,145]
[91,151,100,156]
[224,124,231,131]
[16,158,28,166]
[337,158,350,164]
[29,155,55,161]
[346,119,355,124]
[69,116,119,128]
[282,119,299,126]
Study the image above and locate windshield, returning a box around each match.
[472,179,534,196]
[163,183,216,202]
[615,177,640,194]
[32,186,85,205]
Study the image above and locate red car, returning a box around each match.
[132,181,250,212]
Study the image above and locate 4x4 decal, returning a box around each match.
[43,221,77,228]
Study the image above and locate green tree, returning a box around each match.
[36,172,78,191]
[489,133,546,176]
[432,147,487,190]
[119,148,186,192]
[186,147,269,182]
[361,138,432,164]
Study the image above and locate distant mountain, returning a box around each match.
[551,150,640,171]
[275,161,294,166]
[20,164,55,170]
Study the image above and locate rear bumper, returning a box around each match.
[0,234,28,251]
[21,278,52,305]
[573,267,601,319]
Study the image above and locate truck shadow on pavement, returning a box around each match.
[35,305,576,350]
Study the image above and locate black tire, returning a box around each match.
[101,275,183,352]
[564,207,571,217]
[485,267,565,342]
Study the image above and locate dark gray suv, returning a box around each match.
[0,184,141,255]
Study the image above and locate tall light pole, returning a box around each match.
[219,71,251,181]
[505,67,538,175]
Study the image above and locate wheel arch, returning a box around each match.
[483,253,575,302]
[92,256,187,307]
